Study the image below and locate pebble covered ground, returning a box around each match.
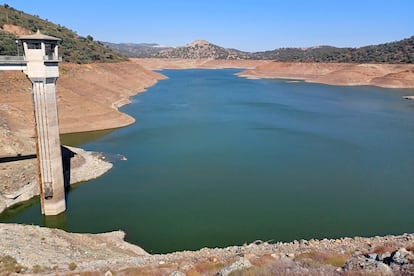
[0,223,413,275]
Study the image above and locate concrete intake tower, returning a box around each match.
[19,31,65,216]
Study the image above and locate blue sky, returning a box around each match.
[2,0,413,52]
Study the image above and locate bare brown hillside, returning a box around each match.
[238,61,414,88]
[1,23,31,36]
[0,61,166,136]
[131,58,267,70]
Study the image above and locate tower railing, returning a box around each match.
[0,56,25,62]
[43,55,62,62]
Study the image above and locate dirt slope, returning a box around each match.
[132,58,267,70]
[238,61,414,88]
[0,61,166,136]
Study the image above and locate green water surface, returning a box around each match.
[2,69,414,253]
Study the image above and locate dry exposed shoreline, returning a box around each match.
[237,61,414,89]
[1,59,414,274]
[133,58,414,89]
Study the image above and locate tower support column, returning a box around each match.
[31,78,65,215]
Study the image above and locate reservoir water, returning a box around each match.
[2,69,414,253]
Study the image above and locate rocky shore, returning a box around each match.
[0,127,112,214]
[0,223,413,275]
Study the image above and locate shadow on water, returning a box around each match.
[61,146,76,192]
[43,212,67,229]
[60,129,116,147]
[0,197,39,222]
[0,197,67,230]
[0,145,99,229]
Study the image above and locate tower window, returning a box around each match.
[27,42,41,49]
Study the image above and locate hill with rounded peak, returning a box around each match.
[185,39,211,47]
[152,39,252,59]
[0,4,127,64]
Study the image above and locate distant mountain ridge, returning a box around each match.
[107,37,414,64]
[252,36,414,63]
[102,42,172,57]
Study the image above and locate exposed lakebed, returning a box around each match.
[2,69,414,254]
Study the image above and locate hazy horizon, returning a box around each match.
[104,36,412,53]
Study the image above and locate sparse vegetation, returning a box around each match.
[296,251,349,267]
[0,255,25,274]
[229,266,272,276]
[68,262,77,271]
[252,37,414,63]
[32,264,50,273]
[0,31,22,55]
[0,4,128,63]
[146,40,252,60]
[372,245,397,254]
[191,259,227,274]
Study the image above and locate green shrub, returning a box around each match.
[68,262,77,271]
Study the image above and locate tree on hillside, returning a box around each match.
[0,32,18,55]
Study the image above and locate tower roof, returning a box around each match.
[19,30,61,41]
